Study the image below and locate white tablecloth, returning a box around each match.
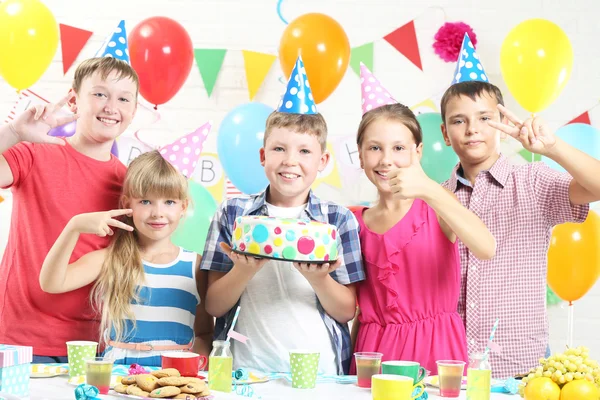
[22,376,516,400]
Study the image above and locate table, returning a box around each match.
[24,376,516,400]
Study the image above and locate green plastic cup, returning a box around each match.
[66,341,98,378]
[289,349,320,389]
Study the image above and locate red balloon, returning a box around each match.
[129,17,193,107]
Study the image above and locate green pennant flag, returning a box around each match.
[350,42,374,77]
[194,49,227,97]
[519,148,542,162]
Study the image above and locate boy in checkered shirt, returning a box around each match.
[200,58,364,375]
[439,35,600,378]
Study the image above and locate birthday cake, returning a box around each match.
[231,216,339,263]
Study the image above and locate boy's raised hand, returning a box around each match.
[220,242,270,275]
[388,144,434,200]
[488,104,556,155]
[9,93,79,146]
[70,209,134,237]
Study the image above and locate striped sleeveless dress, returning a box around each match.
[102,248,200,366]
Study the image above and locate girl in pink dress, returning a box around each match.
[350,65,496,375]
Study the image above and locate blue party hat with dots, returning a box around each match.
[451,33,488,85]
[276,56,317,115]
[96,20,130,64]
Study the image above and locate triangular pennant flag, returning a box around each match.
[276,56,317,115]
[451,34,488,85]
[350,42,374,77]
[97,20,130,63]
[159,121,212,178]
[194,49,227,97]
[0,194,4,204]
[384,20,422,70]
[59,24,93,74]
[567,111,591,125]
[242,51,277,100]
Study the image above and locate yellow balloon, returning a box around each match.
[500,19,573,113]
[547,211,600,304]
[0,0,59,91]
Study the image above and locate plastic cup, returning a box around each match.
[66,341,98,378]
[289,350,320,389]
[355,352,383,388]
[436,360,466,398]
[85,357,113,394]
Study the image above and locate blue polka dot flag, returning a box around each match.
[96,20,130,64]
[451,33,488,85]
[276,55,317,115]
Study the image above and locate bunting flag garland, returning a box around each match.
[349,42,374,77]
[0,195,4,204]
[242,51,277,100]
[567,110,592,125]
[59,24,93,74]
[194,49,227,97]
[192,153,225,204]
[384,20,422,70]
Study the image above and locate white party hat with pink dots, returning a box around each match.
[158,121,211,177]
[360,63,396,115]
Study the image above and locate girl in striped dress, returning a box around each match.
[40,150,214,366]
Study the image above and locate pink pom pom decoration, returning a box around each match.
[128,363,149,375]
[433,22,477,63]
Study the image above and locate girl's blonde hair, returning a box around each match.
[91,150,189,344]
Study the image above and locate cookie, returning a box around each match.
[157,376,189,387]
[135,374,159,392]
[149,386,181,398]
[121,376,137,385]
[114,384,128,394]
[126,384,150,397]
[151,368,181,378]
[179,381,206,394]
[174,395,197,399]
[198,389,211,397]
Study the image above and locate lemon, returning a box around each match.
[560,379,599,400]
[524,377,561,400]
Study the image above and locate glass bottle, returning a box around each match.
[466,352,491,400]
[208,340,233,393]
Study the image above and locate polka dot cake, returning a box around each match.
[231,216,339,263]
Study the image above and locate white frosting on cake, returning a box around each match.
[231,216,338,262]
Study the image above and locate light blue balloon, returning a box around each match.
[542,123,600,172]
[217,102,273,195]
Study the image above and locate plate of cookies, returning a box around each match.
[112,368,211,399]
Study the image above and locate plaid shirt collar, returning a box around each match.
[448,154,511,191]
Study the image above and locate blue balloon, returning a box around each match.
[217,102,273,195]
[542,123,600,172]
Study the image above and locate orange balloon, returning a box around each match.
[279,13,350,104]
[547,211,600,303]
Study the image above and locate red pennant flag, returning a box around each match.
[60,24,93,75]
[566,111,591,126]
[384,20,422,71]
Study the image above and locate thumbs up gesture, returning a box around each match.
[388,144,435,200]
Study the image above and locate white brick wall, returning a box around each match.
[1,0,599,361]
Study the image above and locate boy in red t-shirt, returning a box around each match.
[0,57,139,362]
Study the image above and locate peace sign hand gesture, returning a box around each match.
[9,93,79,146]
[70,209,134,237]
[487,104,556,155]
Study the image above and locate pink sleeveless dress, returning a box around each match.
[351,199,468,375]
